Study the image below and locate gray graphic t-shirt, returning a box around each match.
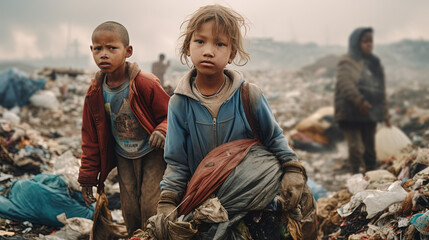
[102,76,152,159]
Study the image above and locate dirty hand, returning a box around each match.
[279,161,307,211]
[149,130,165,149]
[81,185,96,204]
[358,100,372,115]
[157,191,180,222]
[384,116,391,128]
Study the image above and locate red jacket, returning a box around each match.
[78,62,169,192]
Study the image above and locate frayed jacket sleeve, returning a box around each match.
[147,79,169,135]
[336,60,364,107]
[134,72,169,135]
[160,95,191,197]
[78,97,101,186]
[249,84,298,164]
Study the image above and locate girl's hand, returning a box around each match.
[279,161,307,211]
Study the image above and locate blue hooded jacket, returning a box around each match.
[160,68,298,196]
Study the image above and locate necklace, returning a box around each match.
[196,76,226,97]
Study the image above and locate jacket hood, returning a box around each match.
[174,68,244,101]
[348,27,373,61]
[90,62,141,92]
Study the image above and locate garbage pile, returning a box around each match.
[300,54,340,79]
[0,68,46,110]
[389,83,429,148]
[317,146,429,239]
[289,106,343,152]
[243,69,335,131]
[241,67,429,239]
[0,61,427,239]
[0,68,89,178]
[0,68,101,239]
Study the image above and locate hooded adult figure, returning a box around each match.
[334,27,390,173]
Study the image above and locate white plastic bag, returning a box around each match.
[52,150,81,191]
[346,173,369,194]
[29,90,59,109]
[41,213,93,240]
[375,126,411,162]
[338,181,407,219]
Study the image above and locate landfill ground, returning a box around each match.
[0,63,428,239]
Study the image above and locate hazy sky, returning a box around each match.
[1,0,428,64]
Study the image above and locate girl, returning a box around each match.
[156,5,316,239]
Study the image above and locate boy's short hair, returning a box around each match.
[92,21,130,46]
[179,4,250,66]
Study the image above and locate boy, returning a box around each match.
[78,21,170,235]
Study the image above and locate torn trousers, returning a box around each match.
[116,150,166,235]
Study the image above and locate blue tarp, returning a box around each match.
[0,174,94,227]
[0,68,46,109]
[307,178,328,201]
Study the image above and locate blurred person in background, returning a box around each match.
[151,53,170,88]
[334,27,390,174]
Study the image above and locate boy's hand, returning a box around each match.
[81,185,96,204]
[149,130,165,149]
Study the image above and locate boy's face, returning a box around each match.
[90,30,132,74]
[360,32,373,56]
[188,21,232,77]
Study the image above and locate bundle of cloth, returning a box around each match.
[135,140,317,240]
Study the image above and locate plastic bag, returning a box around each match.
[52,150,81,191]
[410,210,429,235]
[375,126,411,162]
[42,213,93,240]
[0,174,93,227]
[346,174,369,194]
[338,181,407,219]
[0,68,46,109]
[29,90,59,109]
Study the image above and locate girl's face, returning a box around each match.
[188,20,232,79]
[360,32,373,56]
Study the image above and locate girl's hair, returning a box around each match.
[179,4,250,66]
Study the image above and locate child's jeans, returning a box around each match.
[116,150,166,235]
